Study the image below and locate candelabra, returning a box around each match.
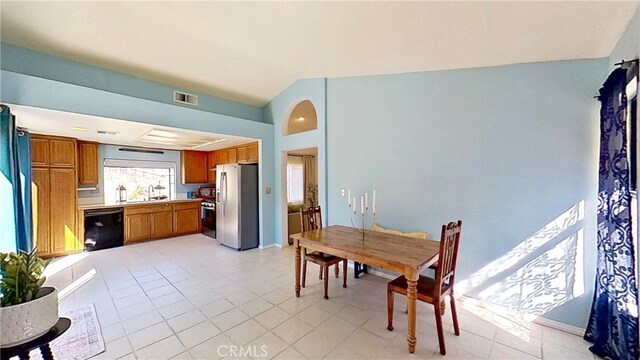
[347,189,376,241]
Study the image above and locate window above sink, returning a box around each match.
[103,159,176,203]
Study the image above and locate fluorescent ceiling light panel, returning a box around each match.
[137,128,226,149]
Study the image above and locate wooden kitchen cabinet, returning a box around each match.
[125,213,151,242]
[49,168,77,253]
[173,202,201,235]
[78,141,99,185]
[207,151,216,184]
[227,148,237,163]
[215,149,228,165]
[49,138,76,167]
[150,211,173,238]
[31,136,49,166]
[181,150,208,184]
[237,146,248,162]
[124,201,200,242]
[31,134,79,257]
[248,143,258,162]
[31,167,50,254]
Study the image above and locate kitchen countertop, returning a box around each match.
[78,198,202,211]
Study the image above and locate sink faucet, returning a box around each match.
[147,185,155,201]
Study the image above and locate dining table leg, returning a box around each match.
[295,240,301,297]
[406,273,419,353]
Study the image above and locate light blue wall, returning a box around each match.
[78,144,207,200]
[323,59,608,328]
[263,78,328,246]
[0,43,264,123]
[1,70,276,247]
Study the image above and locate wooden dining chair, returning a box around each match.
[300,206,348,299]
[386,220,462,355]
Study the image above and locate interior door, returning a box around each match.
[223,164,239,249]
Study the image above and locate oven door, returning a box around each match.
[201,205,216,239]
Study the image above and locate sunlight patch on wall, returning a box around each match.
[457,201,584,295]
[478,232,580,316]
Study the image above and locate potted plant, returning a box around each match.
[0,248,58,348]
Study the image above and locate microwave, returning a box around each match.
[197,186,215,198]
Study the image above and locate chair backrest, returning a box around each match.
[435,220,462,294]
[300,206,323,232]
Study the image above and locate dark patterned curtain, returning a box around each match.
[584,68,639,360]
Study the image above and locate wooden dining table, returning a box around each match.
[290,225,440,354]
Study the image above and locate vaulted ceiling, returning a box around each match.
[1,1,638,106]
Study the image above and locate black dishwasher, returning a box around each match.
[84,208,124,251]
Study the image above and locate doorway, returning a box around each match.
[284,147,318,246]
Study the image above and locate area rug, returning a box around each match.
[28,304,105,360]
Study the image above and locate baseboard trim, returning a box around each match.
[259,243,276,250]
[532,316,585,336]
[274,243,284,248]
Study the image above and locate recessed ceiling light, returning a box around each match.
[297,116,305,121]
[70,126,87,132]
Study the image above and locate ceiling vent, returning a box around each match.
[119,147,164,154]
[173,91,198,106]
[96,130,119,135]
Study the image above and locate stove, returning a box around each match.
[201,199,216,238]
[201,200,215,209]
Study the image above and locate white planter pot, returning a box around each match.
[0,287,59,348]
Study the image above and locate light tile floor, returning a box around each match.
[42,234,599,359]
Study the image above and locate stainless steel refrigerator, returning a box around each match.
[215,163,259,250]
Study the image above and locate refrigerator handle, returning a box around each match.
[216,180,221,203]
[221,172,227,216]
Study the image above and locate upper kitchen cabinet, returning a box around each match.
[31,136,49,166]
[216,149,228,165]
[78,141,99,185]
[248,143,258,163]
[181,150,208,184]
[207,151,216,184]
[227,148,237,163]
[31,135,76,167]
[49,138,76,167]
[237,146,248,162]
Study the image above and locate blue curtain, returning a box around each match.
[584,68,639,360]
[0,105,32,252]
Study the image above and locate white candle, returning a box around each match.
[373,190,376,214]
[360,196,364,215]
[348,189,351,207]
[353,196,356,213]
[365,192,368,209]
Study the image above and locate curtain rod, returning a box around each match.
[593,59,639,99]
[614,59,639,69]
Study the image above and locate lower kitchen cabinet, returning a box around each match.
[173,205,201,235]
[124,201,201,243]
[151,211,174,238]
[126,213,151,242]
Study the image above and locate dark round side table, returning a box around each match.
[1,317,71,360]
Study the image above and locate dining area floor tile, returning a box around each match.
[49,234,598,360]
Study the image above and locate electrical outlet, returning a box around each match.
[265,187,271,194]
[341,188,346,197]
